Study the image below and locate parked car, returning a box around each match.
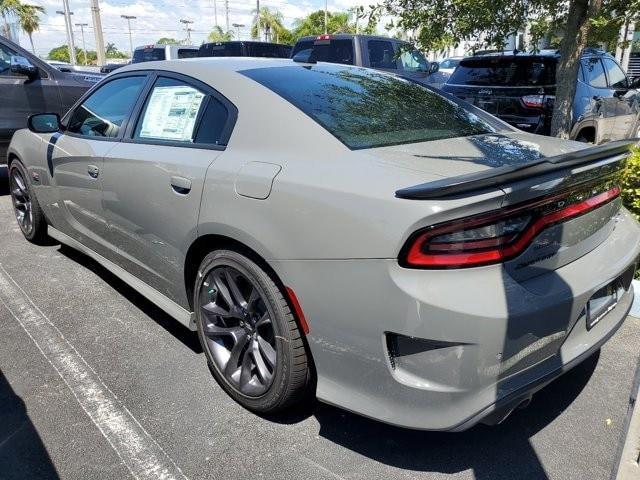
[291,34,441,86]
[46,60,104,76]
[132,44,199,63]
[0,35,97,161]
[7,58,640,431]
[442,49,640,142]
[198,41,292,58]
[438,56,463,75]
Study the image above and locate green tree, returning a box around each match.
[251,7,290,43]
[291,10,375,40]
[208,26,234,42]
[157,37,180,45]
[372,0,640,139]
[0,0,23,38]
[18,3,44,54]
[48,44,99,64]
[104,42,128,59]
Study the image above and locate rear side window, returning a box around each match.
[449,57,556,86]
[194,97,230,145]
[602,58,628,89]
[245,43,288,58]
[135,77,206,143]
[67,76,146,138]
[198,43,243,57]
[582,58,607,88]
[178,49,199,59]
[292,39,354,65]
[132,47,165,63]
[242,64,498,150]
[367,40,397,69]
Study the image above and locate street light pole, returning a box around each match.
[57,2,76,65]
[224,0,230,34]
[180,19,194,44]
[256,0,260,41]
[90,0,106,66]
[75,23,88,65]
[213,0,218,28]
[121,15,136,58]
[324,0,328,35]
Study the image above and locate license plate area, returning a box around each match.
[586,281,619,330]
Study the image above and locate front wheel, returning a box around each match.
[9,161,48,244]
[195,249,311,413]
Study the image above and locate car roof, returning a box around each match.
[463,48,615,62]
[200,41,291,47]
[134,44,198,50]
[115,56,304,74]
[296,34,409,44]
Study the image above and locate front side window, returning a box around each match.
[602,58,628,89]
[67,76,146,138]
[135,77,206,143]
[242,64,498,150]
[398,48,429,73]
[583,58,607,88]
[0,43,15,76]
[367,40,396,69]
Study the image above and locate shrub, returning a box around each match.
[621,147,640,221]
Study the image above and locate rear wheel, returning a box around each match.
[9,161,48,244]
[195,249,310,413]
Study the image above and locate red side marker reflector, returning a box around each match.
[286,287,310,335]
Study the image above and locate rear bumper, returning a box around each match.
[273,209,640,430]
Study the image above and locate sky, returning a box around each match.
[14,0,373,58]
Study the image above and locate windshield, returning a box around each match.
[440,58,460,69]
[132,47,165,63]
[449,57,557,86]
[241,64,498,150]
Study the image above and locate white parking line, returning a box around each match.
[0,264,189,480]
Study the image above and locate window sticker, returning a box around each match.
[139,85,205,141]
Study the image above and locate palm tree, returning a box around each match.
[0,0,23,39]
[251,7,288,42]
[18,4,44,54]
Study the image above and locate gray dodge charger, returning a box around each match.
[6,57,640,431]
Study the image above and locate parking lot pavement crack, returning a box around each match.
[0,264,189,480]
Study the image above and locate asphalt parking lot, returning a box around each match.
[0,166,638,480]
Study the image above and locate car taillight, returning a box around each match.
[521,94,545,108]
[316,34,331,41]
[401,185,621,269]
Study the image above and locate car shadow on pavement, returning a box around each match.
[0,371,60,480]
[312,350,599,480]
[0,165,8,196]
[58,245,203,354]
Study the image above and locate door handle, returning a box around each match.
[170,176,192,194]
[87,164,99,178]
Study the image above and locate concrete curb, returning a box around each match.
[613,281,640,480]
[631,280,640,319]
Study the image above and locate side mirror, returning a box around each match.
[429,61,439,74]
[630,76,640,89]
[10,55,38,79]
[28,113,61,134]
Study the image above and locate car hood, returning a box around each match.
[365,132,588,182]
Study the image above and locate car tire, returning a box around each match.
[195,249,311,413]
[9,160,49,244]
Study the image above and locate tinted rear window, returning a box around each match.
[198,43,243,57]
[449,57,557,86]
[241,65,497,150]
[178,48,199,59]
[133,48,165,63]
[291,39,354,65]
[245,43,290,58]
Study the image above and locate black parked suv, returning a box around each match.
[291,34,442,86]
[198,41,291,58]
[442,49,640,142]
[0,35,99,160]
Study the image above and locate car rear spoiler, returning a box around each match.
[395,139,637,200]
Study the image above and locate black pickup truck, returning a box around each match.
[0,35,100,160]
[291,34,443,86]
